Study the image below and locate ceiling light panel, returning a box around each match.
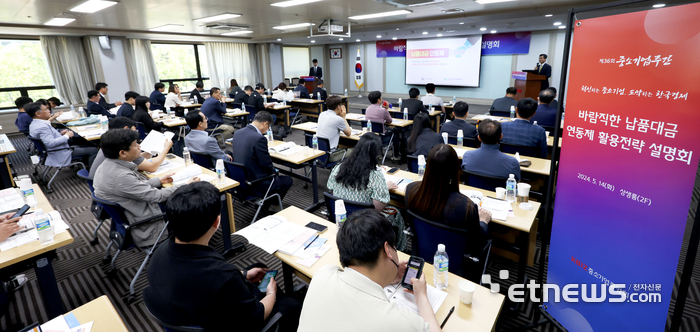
[194,13,241,23]
[273,23,314,30]
[271,0,323,7]
[149,24,183,31]
[348,10,411,20]
[221,30,253,36]
[45,18,76,26]
[70,0,117,13]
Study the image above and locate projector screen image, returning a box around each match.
[405,36,482,87]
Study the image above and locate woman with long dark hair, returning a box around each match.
[228,79,242,97]
[327,134,408,250]
[131,96,163,133]
[407,112,442,156]
[406,144,491,253]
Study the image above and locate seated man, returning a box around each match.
[462,119,520,181]
[27,102,98,168]
[403,87,428,118]
[94,129,197,247]
[87,90,115,118]
[298,209,441,332]
[144,182,301,331]
[250,83,278,125]
[47,97,62,110]
[489,87,518,116]
[185,111,232,164]
[200,87,235,140]
[312,80,327,101]
[501,98,548,158]
[547,87,560,110]
[14,96,34,134]
[88,116,172,179]
[149,82,166,111]
[316,96,352,162]
[440,101,477,139]
[95,82,123,110]
[117,91,139,118]
[190,81,205,104]
[420,83,445,114]
[530,88,557,127]
[293,78,310,99]
[233,85,252,106]
[231,111,292,207]
[365,90,400,159]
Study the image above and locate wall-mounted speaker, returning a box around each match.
[98,36,111,50]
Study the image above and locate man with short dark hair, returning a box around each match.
[530,89,557,127]
[250,83,278,126]
[94,129,197,247]
[298,209,440,332]
[117,91,139,118]
[547,87,560,110]
[309,59,322,79]
[150,82,167,111]
[535,54,551,90]
[95,82,123,109]
[317,95,352,162]
[293,78,310,99]
[420,83,444,113]
[144,182,301,331]
[312,80,327,101]
[403,87,428,118]
[440,101,476,138]
[190,81,205,104]
[47,97,62,110]
[200,87,235,140]
[27,102,98,168]
[231,111,293,208]
[461,119,521,181]
[233,85,252,105]
[14,96,34,134]
[185,111,232,164]
[365,91,392,125]
[87,90,115,118]
[489,87,518,116]
[88,116,172,179]
[500,98,548,158]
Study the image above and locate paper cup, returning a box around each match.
[442,132,448,144]
[459,280,476,304]
[517,183,531,203]
[495,187,506,199]
[545,131,550,137]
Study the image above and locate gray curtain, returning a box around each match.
[40,36,96,105]
[123,39,160,96]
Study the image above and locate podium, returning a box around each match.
[301,76,319,94]
[512,71,547,100]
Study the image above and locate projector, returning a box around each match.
[318,24,344,33]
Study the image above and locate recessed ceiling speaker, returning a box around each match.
[98,36,111,50]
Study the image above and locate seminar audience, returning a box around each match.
[500,98,548,158]
[440,101,477,139]
[489,87,518,116]
[228,79,243,98]
[461,119,521,181]
[420,83,445,114]
[185,110,232,163]
[312,80,327,101]
[87,90,114,118]
[407,113,442,157]
[117,91,139,118]
[14,97,34,134]
[95,82,123,109]
[131,96,163,133]
[150,83,166,111]
[190,81,205,104]
[316,96,352,162]
[530,89,557,127]
[403,87,428,118]
[293,78,310,99]
[164,84,182,110]
[200,87,235,140]
[272,83,294,102]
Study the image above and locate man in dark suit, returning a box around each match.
[150,83,166,111]
[293,78,310,99]
[200,87,234,140]
[402,88,427,118]
[500,98,548,158]
[535,54,551,91]
[440,101,477,139]
[95,82,123,110]
[489,87,518,117]
[233,86,252,106]
[189,81,205,104]
[117,91,138,118]
[530,89,557,127]
[547,87,561,111]
[231,111,293,208]
[309,59,322,79]
[86,90,115,118]
[312,80,327,101]
[461,119,521,181]
[250,84,277,125]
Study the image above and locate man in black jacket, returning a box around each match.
[535,54,551,90]
[308,59,322,79]
[190,81,205,104]
[311,80,327,101]
[402,87,428,118]
[95,82,123,110]
[86,90,114,118]
[293,78,310,99]
[117,91,138,118]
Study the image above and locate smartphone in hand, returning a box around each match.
[258,270,278,292]
[401,256,425,291]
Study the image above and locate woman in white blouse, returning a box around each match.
[164,84,182,109]
[272,82,295,102]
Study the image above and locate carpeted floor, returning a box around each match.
[1,107,698,331]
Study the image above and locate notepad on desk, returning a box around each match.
[384,283,447,315]
[480,197,511,221]
[236,216,311,254]
[0,211,70,251]
[171,165,215,186]
[0,188,25,214]
[269,142,304,156]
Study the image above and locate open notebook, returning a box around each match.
[384,283,448,315]
[236,216,313,254]
[171,165,215,186]
[0,211,70,251]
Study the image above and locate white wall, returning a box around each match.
[98,38,130,103]
[516,32,551,72]
[550,31,567,96]
[328,44,344,94]
[310,46,324,77]
[269,43,284,86]
[365,43,383,92]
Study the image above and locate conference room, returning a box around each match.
[0,0,698,331]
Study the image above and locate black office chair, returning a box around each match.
[135,121,147,141]
[304,134,345,169]
[405,210,492,284]
[489,110,510,117]
[144,301,283,332]
[446,136,480,148]
[224,161,283,223]
[284,78,291,87]
[290,77,299,86]
[323,192,374,223]
[461,170,508,192]
[190,151,215,170]
[500,143,541,158]
[27,136,86,193]
[406,155,419,173]
[76,169,107,246]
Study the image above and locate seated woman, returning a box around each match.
[132,96,164,133]
[407,112,442,157]
[272,82,295,102]
[406,144,491,255]
[327,134,408,251]
[228,79,243,98]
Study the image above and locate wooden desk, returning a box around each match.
[271,206,505,332]
[0,135,17,187]
[450,145,551,177]
[0,184,74,318]
[291,123,365,142]
[67,124,104,141]
[180,103,202,109]
[266,141,325,211]
[68,295,128,332]
[290,99,324,118]
[388,108,442,132]
[159,117,187,127]
[345,113,414,128]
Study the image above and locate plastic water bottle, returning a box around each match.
[510,106,516,120]
[34,209,54,245]
[267,128,273,142]
[70,104,75,112]
[457,129,463,148]
[312,134,318,152]
[398,98,402,111]
[78,107,86,118]
[0,135,5,152]
[166,107,172,118]
[403,108,408,121]
[335,200,347,231]
[533,121,538,126]
[283,99,287,106]
[452,96,456,105]
[263,94,268,104]
[100,116,108,131]
[183,147,192,167]
[506,174,517,203]
[344,89,348,97]
[367,121,372,133]
[434,244,449,290]
[429,103,433,111]
[19,178,36,207]
[417,155,426,176]
[441,132,448,144]
[216,159,225,186]
[317,92,321,101]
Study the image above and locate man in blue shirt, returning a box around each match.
[149,83,166,111]
[530,89,557,127]
[293,78,310,99]
[461,119,521,181]
[440,101,477,139]
[500,98,548,158]
[184,111,232,165]
[200,87,235,140]
[14,96,34,135]
[87,90,115,118]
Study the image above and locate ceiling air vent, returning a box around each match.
[375,0,450,8]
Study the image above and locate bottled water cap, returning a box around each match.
[438,244,445,252]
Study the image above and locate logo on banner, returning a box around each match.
[355,47,364,89]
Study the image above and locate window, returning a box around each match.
[151,43,209,92]
[0,40,57,109]
[283,47,310,80]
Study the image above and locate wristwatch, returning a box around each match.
[242,269,248,280]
